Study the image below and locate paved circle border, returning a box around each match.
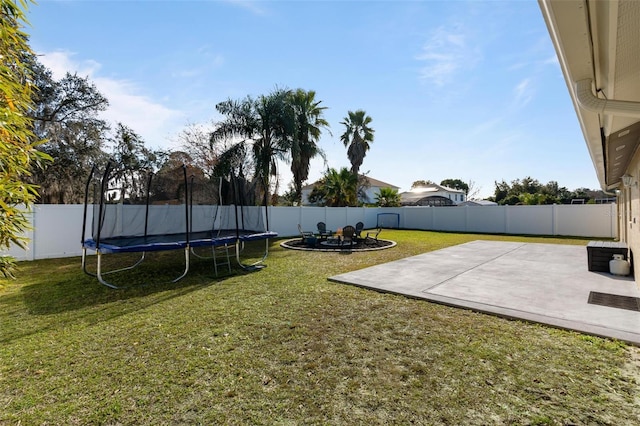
[280,238,396,252]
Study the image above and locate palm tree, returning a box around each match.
[340,109,374,176]
[289,89,330,204]
[375,187,401,207]
[211,88,294,204]
[310,167,358,207]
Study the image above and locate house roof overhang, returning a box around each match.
[539,0,640,191]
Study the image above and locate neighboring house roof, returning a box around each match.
[400,184,465,206]
[407,183,464,194]
[401,184,464,196]
[301,175,400,191]
[362,176,400,190]
[401,195,455,207]
[458,200,497,206]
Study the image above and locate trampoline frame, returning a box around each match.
[81,162,276,288]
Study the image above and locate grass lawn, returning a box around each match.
[1,230,639,425]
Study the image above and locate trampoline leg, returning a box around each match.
[83,249,146,280]
[96,252,119,289]
[172,247,190,283]
[81,247,95,277]
[235,239,269,270]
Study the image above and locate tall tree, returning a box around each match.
[0,0,51,277]
[466,179,482,200]
[289,89,329,204]
[212,88,295,204]
[340,109,374,176]
[110,123,165,201]
[411,180,435,188]
[28,58,110,203]
[490,177,593,205]
[177,121,221,178]
[440,178,469,194]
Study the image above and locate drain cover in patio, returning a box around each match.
[588,291,640,312]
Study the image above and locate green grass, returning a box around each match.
[1,230,639,425]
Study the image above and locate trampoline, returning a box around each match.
[81,161,277,288]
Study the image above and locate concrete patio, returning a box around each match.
[329,240,640,345]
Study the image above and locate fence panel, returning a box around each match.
[465,206,507,234]
[506,205,554,235]
[1,203,617,261]
[554,204,616,238]
[432,207,467,232]
[402,207,429,230]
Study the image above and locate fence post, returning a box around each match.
[464,205,469,233]
[30,205,37,261]
[504,205,510,234]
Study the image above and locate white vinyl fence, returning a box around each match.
[3,203,617,261]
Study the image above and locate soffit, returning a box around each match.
[606,121,640,185]
[596,0,640,186]
[540,0,640,190]
[539,0,605,187]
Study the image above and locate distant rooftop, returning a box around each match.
[302,175,400,190]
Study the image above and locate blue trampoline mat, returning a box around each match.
[83,230,278,254]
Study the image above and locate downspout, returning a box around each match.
[574,80,640,243]
[575,79,640,118]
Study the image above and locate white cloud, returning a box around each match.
[513,78,534,109]
[95,77,186,147]
[416,25,478,87]
[38,50,186,149]
[39,50,101,80]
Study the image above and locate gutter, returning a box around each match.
[575,79,640,118]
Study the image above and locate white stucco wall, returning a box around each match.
[618,148,640,283]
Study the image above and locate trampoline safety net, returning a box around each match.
[81,160,276,287]
[83,161,272,245]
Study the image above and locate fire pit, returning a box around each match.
[280,237,396,252]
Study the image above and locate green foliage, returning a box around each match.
[491,177,608,205]
[212,88,330,205]
[279,183,299,206]
[212,88,296,203]
[28,57,110,203]
[0,0,51,277]
[308,167,358,207]
[375,187,401,207]
[289,89,329,205]
[340,109,374,176]
[440,178,469,194]
[411,179,434,188]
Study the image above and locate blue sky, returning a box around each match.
[27,0,600,198]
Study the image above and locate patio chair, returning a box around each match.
[365,227,382,244]
[355,222,364,240]
[341,225,356,247]
[298,224,315,243]
[317,222,332,239]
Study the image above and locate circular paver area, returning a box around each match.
[280,238,396,252]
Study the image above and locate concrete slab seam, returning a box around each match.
[422,242,527,292]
